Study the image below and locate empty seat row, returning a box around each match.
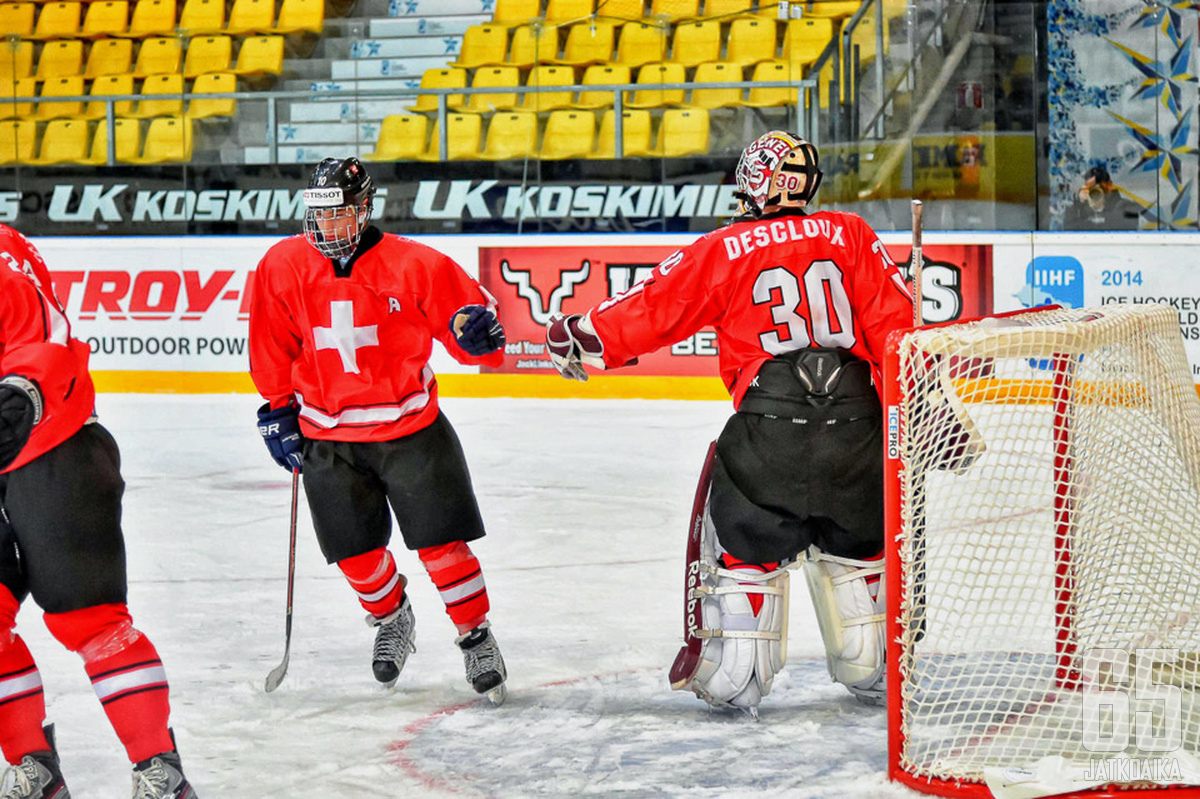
[366,107,709,162]
[2,72,236,119]
[449,16,836,71]
[0,115,192,165]
[409,59,802,114]
[0,0,320,40]
[0,35,283,82]
[486,0,882,27]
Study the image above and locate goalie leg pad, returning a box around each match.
[683,509,790,712]
[802,546,885,703]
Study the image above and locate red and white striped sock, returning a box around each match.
[338,548,406,619]
[0,586,48,764]
[418,542,489,634]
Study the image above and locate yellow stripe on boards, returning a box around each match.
[89,371,733,401]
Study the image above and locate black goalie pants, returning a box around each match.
[708,409,885,565]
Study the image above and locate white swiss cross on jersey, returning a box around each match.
[313,300,378,374]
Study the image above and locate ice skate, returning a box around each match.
[456,622,507,705]
[369,595,416,687]
[0,726,69,799]
[131,749,196,799]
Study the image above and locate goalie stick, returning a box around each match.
[264,468,300,693]
[669,441,718,689]
[911,199,923,325]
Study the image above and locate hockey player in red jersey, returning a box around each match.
[249,157,509,704]
[546,132,914,714]
[0,225,198,798]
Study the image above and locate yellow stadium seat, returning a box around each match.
[490,0,539,28]
[421,112,482,161]
[687,61,741,108]
[554,21,615,66]
[614,22,667,67]
[179,0,224,34]
[801,0,859,17]
[782,17,832,69]
[0,119,36,165]
[275,0,323,35]
[725,17,775,66]
[572,63,626,108]
[539,108,593,159]
[31,1,80,39]
[744,59,796,106]
[668,19,719,67]
[597,0,643,22]
[700,0,754,18]
[225,0,273,35]
[132,37,182,78]
[450,24,508,68]
[0,2,36,38]
[232,35,283,75]
[0,41,34,83]
[649,107,707,156]
[183,35,232,77]
[519,64,574,111]
[125,0,177,37]
[480,110,537,160]
[84,38,133,78]
[463,65,520,113]
[844,7,886,65]
[81,73,135,118]
[649,0,697,20]
[81,1,130,38]
[135,115,192,163]
[364,113,427,161]
[187,70,235,118]
[31,75,84,120]
[406,67,466,112]
[128,72,184,117]
[35,40,84,81]
[508,23,559,68]
[0,78,36,119]
[82,116,140,163]
[543,0,591,25]
[624,61,685,108]
[29,118,89,164]
[589,108,650,158]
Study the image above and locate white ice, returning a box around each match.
[13,395,924,799]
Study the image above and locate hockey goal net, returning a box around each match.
[883,304,1200,798]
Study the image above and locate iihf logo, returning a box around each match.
[501,259,590,325]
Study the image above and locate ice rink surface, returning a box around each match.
[13,395,925,799]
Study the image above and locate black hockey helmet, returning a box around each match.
[302,157,376,259]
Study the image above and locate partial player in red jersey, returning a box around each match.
[0,225,198,798]
[546,132,914,714]
[249,157,509,704]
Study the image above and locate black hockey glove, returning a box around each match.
[451,305,506,356]
[257,402,304,472]
[0,375,43,471]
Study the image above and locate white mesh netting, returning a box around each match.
[894,304,1200,787]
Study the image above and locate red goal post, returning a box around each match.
[882,304,1200,799]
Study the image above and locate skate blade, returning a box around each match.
[486,683,507,706]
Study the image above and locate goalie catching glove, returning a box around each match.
[545,313,605,382]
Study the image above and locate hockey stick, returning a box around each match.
[911,199,923,325]
[669,441,718,689]
[908,198,928,641]
[264,468,300,693]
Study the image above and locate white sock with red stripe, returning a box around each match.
[44,603,174,763]
[338,548,406,619]
[0,586,49,764]
[418,541,489,634]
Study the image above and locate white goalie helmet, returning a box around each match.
[734,131,823,218]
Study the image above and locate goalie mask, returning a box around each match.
[734,131,823,218]
[303,157,376,260]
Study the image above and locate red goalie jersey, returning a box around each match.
[590,209,913,406]
[0,224,96,473]
[249,230,503,442]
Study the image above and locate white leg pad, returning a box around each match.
[688,512,790,712]
[802,546,885,703]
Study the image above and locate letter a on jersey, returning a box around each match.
[313,300,378,374]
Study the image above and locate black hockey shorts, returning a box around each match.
[708,410,885,565]
[0,423,128,614]
[301,411,487,564]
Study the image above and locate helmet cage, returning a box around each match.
[303,187,372,260]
